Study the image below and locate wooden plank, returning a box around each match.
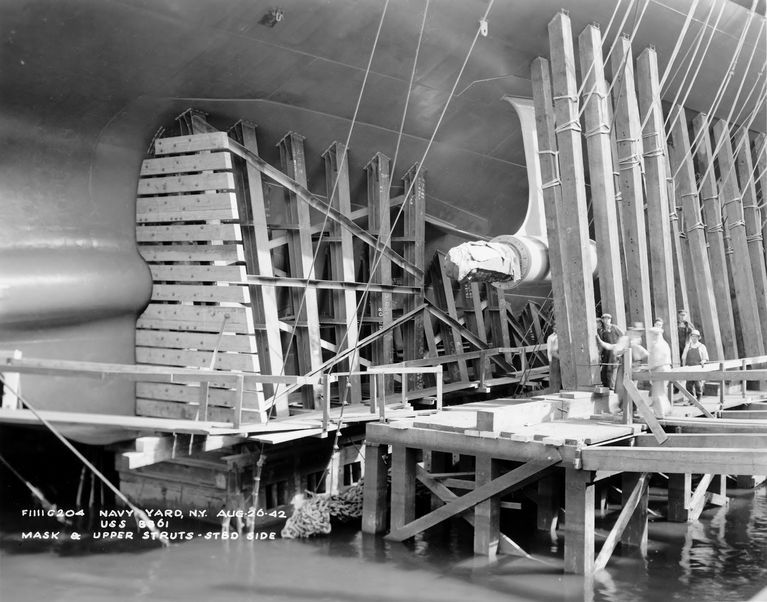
[713,120,765,356]
[564,467,594,575]
[735,128,767,345]
[117,433,244,470]
[611,36,652,329]
[485,284,514,366]
[755,134,767,266]
[154,132,231,155]
[401,164,426,390]
[548,12,599,388]
[137,193,239,223]
[136,382,262,408]
[150,284,248,304]
[137,303,252,334]
[140,152,232,177]
[682,113,738,359]
[136,329,256,353]
[386,460,558,542]
[138,243,245,264]
[578,24,625,332]
[633,433,767,448]
[473,455,501,557]
[323,141,361,404]
[229,122,285,409]
[138,172,235,196]
[149,264,246,283]
[636,49,680,359]
[671,381,715,417]
[361,443,389,534]
[667,473,692,522]
[137,224,242,243]
[136,398,266,425]
[390,445,417,532]
[136,347,258,372]
[366,153,394,393]
[278,132,323,408]
[461,282,490,379]
[429,252,469,382]
[594,473,648,570]
[624,381,668,443]
[581,447,767,474]
[620,471,649,551]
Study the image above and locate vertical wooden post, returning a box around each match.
[612,36,653,329]
[620,472,648,552]
[636,49,681,359]
[390,445,417,531]
[668,107,723,360]
[531,58,575,388]
[228,121,285,409]
[278,132,324,408]
[564,468,595,575]
[323,141,362,404]
[366,153,394,393]
[485,284,514,366]
[462,282,490,380]
[708,474,728,507]
[713,120,765,356]
[548,12,600,389]
[401,165,426,390]
[692,114,738,359]
[754,134,767,265]
[362,443,389,533]
[474,455,501,557]
[667,473,692,522]
[425,451,452,511]
[735,129,767,345]
[578,24,626,332]
[429,252,469,382]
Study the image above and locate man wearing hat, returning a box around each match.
[681,329,708,400]
[597,312,623,390]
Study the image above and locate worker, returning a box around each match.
[677,309,695,361]
[681,329,708,400]
[597,313,623,390]
[647,326,672,418]
[546,328,561,393]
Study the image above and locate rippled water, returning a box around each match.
[1,486,765,602]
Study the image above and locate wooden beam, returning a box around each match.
[323,142,362,404]
[531,58,575,388]
[667,473,692,522]
[735,128,767,344]
[366,153,394,394]
[633,433,767,447]
[386,459,558,542]
[624,380,668,443]
[229,122,285,409]
[428,253,469,383]
[755,134,767,266]
[612,36,653,329]
[474,455,501,557]
[361,443,389,534]
[691,114,738,358]
[712,120,765,356]
[548,12,600,388]
[278,132,324,408]
[564,467,595,574]
[390,445,417,532]
[670,381,715,417]
[581,447,767,474]
[594,472,648,570]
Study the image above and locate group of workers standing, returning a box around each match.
[546,308,710,419]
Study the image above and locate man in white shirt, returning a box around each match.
[547,329,561,392]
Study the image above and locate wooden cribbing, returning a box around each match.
[228,122,285,409]
[713,120,765,356]
[692,114,738,358]
[366,153,394,393]
[401,164,426,390]
[578,24,625,332]
[278,132,324,408]
[637,48,679,358]
[385,459,558,542]
[668,107,722,359]
[735,128,767,345]
[612,36,652,329]
[323,142,361,404]
[547,12,599,388]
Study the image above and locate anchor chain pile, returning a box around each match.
[281,479,363,539]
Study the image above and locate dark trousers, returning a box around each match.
[601,363,617,390]
[685,380,704,399]
[550,357,561,392]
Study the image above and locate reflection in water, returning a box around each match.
[0,487,765,601]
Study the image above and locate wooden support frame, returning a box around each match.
[712,120,765,357]
[581,447,767,474]
[548,11,600,388]
[428,252,469,383]
[531,57,575,388]
[366,153,394,394]
[485,284,514,366]
[323,141,362,404]
[755,133,767,266]
[668,107,722,359]
[611,36,653,329]
[564,467,595,574]
[362,443,389,534]
[734,128,767,345]
[278,132,324,408]
[578,24,625,332]
[691,113,738,358]
[461,282,490,380]
[636,49,680,359]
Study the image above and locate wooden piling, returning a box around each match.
[362,443,389,534]
[620,472,648,553]
[390,445,417,531]
[564,467,595,575]
[474,455,501,557]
